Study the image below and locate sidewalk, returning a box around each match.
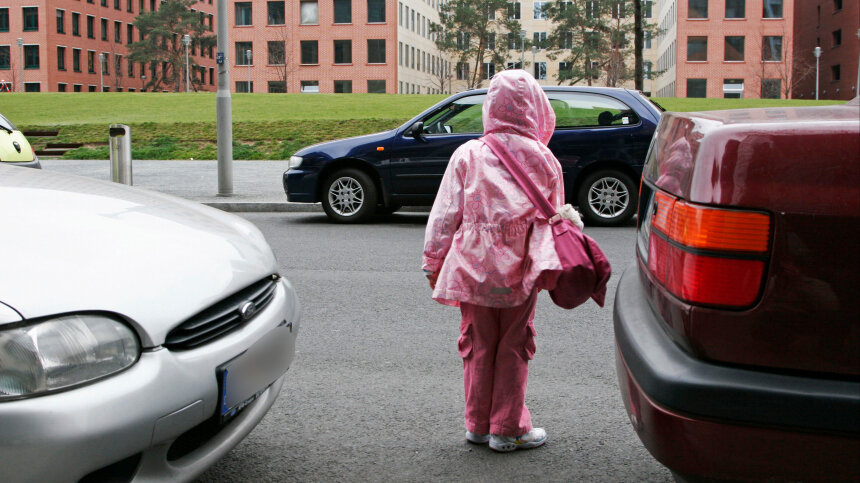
[39,159,320,213]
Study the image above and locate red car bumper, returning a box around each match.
[613,265,860,481]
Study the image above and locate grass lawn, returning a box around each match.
[2,92,845,160]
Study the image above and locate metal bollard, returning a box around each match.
[109,124,133,185]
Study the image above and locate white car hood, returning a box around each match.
[0,166,278,346]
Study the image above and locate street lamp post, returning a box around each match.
[531,45,537,78]
[98,52,105,92]
[16,38,23,92]
[856,29,860,97]
[215,0,234,196]
[182,34,191,92]
[141,74,146,91]
[814,46,821,100]
[519,30,526,69]
[245,49,252,93]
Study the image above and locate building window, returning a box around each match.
[101,18,108,41]
[235,2,252,26]
[114,0,121,10]
[533,1,546,19]
[534,62,546,80]
[724,36,744,61]
[644,31,652,49]
[367,0,385,22]
[334,80,352,93]
[762,36,782,61]
[481,62,496,79]
[688,0,707,19]
[58,83,67,92]
[236,81,253,93]
[0,8,8,32]
[57,46,66,70]
[611,0,626,18]
[23,7,39,31]
[24,45,39,69]
[687,36,707,61]
[128,58,134,76]
[644,61,653,79]
[507,32,522,50]
[57,9,65,34]
[831,64,841,81]
[761,79,780,98]
[725,0,744,18]
[236,41,252,65]
[72,13,80,36]
[268,81,286,93]
[762,0,782,18]
[87,15,95,39]
[833,0,842,10]
[643,0,653,18]
[533,32,547,49]
[24,82,40,92]
[115,21,122,42]
[300,40,318,64]
[127,0,133,13]
[268,41,284,65]
[687,78,706,97]
[367,79,385,93]
[334,0,351,23]
[300,80,319,92]
[300,1,318,24]
[832,29,842,47]
[73,48,81,72]
[102,53,109,75]
[367,39,385,64]
[267,1,284,25]
[334,40,352,64]
[508,2,521,20]
[127,24,134,45]
[723,78,743,98]
[0,46,9,70]
[456,62,469,80]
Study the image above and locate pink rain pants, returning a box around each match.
[458,290,538,437]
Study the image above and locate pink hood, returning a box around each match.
[482,69,556,145]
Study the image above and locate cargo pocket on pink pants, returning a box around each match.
[521,323,537,360]
[458,323,473,359]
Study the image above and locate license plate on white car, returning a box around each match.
[218,321,294,423]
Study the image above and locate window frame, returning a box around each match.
[235,2,252,26]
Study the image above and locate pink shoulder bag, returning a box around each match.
[481,134,611,309]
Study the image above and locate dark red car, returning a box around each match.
[614,100,860,481]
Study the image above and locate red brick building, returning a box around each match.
[229,0,395,93]
[0,0,217,92]
[792,0,859,100]
[654,0,797,99]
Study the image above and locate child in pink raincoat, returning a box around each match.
[422,70,565,452]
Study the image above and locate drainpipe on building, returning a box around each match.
[16,38,23,92]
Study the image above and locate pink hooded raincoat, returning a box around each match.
[422,70,564,308]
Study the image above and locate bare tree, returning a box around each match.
[267,26,300,93]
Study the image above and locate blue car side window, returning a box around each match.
[422,95,487,135]
[548,92,639,129]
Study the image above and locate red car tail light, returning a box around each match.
[645,190,771,308]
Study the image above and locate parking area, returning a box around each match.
[197,212,671,481]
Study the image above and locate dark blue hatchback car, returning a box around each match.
[283,86,662,225]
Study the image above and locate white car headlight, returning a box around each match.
[0,314,140,401]
[288,155,304,170]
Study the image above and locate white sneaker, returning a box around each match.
[465,430,490,444]
[489,428,547,452]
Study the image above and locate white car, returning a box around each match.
[0,165,300,482]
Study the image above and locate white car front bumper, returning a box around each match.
[0,279,300,483]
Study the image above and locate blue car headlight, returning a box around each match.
[0,314,140,401]
[288,155,303,170]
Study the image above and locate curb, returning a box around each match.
[202,202,323,213]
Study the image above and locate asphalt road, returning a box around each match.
[197,212,672,482]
